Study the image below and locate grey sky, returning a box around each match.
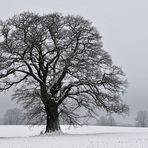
[0,0,148,124]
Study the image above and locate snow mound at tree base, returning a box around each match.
[40,130,64,136]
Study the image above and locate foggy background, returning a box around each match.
[0,0,148,125]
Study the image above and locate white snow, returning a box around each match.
[0,125,148,148]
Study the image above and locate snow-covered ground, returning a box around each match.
[0,125,148,148]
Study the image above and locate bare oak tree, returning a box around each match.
[0,12,128,133]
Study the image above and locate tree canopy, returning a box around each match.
[0,12,128,133]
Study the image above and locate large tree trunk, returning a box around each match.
[45,102,61,133]
[40,85,61,133]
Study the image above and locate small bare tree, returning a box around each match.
[135,110,148,127]
[106,115,116,126]
[3,108,23,125]
[98,116,108,126]
[97,115,116,126]
[0,12,128,133]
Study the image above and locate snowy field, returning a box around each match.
[0,125,148,148]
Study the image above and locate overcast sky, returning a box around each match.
[0,0,148,124]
